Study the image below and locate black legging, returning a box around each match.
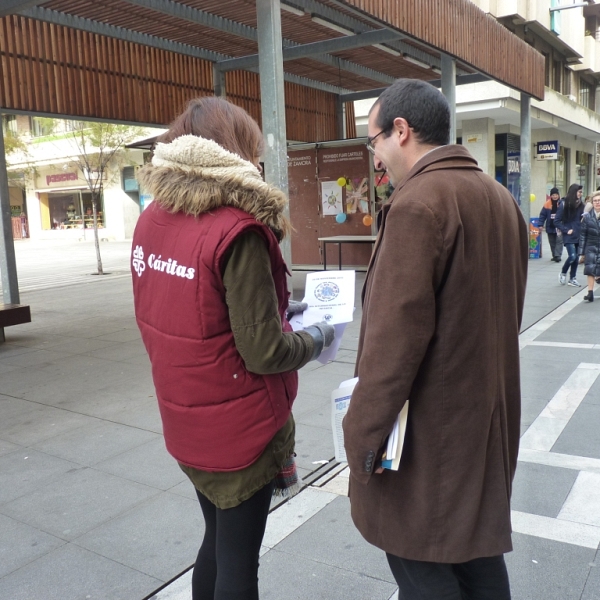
[192,480,275,600]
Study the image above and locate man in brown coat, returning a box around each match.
[343,79,528,598]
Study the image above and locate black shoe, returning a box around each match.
[553,257,561,262]
[584,291,594,302]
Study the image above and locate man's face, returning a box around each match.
[551,193,559,201]
[368,105,401,186]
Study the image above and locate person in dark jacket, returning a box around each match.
[539,187,562,261]
[579,191,600,302]
[343,79,527,600]
[131,97,334,600]
[555,183,584,287]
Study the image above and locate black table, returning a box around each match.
[318,235,377,270]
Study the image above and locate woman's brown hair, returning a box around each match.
[157,97,264,163]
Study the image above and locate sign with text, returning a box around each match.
[536,141,559,161]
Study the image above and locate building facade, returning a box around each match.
[355,0,600,214]
[4,115,159,241]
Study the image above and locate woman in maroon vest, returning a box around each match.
[131,97,333,600]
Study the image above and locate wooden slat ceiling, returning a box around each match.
[34,0,544,97]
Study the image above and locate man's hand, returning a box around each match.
[579,255,585,264]
[568,229,573,235]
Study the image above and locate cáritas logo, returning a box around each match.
[132,245,145,277]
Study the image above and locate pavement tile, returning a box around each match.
[0,542,162,600]
[0,467,161,540]
[167,479,198,501]
[94,436,186,489]
[0,513,65,578]
[258,548,397,600]
[0,402,99,446]
[0,438,21,457]
[505,532,596,600]
[294,403,332,430]
[0,448,80,505]
[511,462,578,518]
[581,555,600,600]
[294,422,335,471]
[552,404,600,459]
[31,419,160,466]
[272,495,394,584]
[74,492,204,581]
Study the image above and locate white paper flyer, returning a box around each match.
[331,377,358,463]
[302,270,355,326]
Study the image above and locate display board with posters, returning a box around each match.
[288,143,374,266]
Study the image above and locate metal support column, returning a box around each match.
[520,93,531,226]
[0,119,20,304]
[213,64,226,97]
[256,0,292,267]
[336,96,346,140]
[441,54,456,144]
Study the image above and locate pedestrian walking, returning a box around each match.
[539,187,563,261]
[130,97,334,600]
[342,79,528,600]
[555,183,584,287]
[579,191,600,302]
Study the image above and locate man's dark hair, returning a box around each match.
[372,79,450,146]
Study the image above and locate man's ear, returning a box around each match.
[393,117,411,146]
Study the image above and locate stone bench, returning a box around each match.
[0,304,31,343]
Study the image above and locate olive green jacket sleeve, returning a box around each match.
[222,230,315,375]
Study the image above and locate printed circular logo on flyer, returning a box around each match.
[314,282,340,302]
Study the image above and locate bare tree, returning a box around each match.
[69,122,144,274]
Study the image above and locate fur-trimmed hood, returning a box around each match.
[137,135,290,239]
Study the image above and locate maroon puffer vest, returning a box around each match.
[132,202,297,471]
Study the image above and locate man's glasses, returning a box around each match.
[366,128,389,155]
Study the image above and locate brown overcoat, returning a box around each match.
[343,144,528,564]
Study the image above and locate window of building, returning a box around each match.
[30,116,55,137]
[543,53,550,88]
[580,79,593,109]
[553,60,562,93]
[2,115,17,135]
[562,67,571,96]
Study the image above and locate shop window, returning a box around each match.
[47,191,104,230]
[122,166,139,192]
[547,146,568,199]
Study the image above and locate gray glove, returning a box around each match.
[311,322,335,348]
[286,300,308,321]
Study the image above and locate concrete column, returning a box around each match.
[0,119,20,304]
[256,0,292,267]
[461,118,495,177]
[441,54,456,144]
[520,93,531,224]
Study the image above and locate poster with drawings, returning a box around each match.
[321,180,343,215]
[345,177,369,214]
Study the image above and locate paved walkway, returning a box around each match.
[0,238,599,599]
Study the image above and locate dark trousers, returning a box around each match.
[547,232,563,258]
[562,243,579,279]
[192,480,275,600]
[387,553,511,600]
